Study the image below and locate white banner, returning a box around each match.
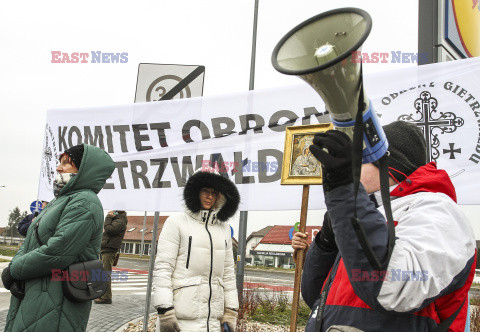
[39,57,480,211]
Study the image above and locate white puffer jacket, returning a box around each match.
[153,170,240,332]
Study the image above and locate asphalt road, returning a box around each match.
[116,256,295,284]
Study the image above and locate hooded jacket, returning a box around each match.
[5,144,115,332]
[303,163,476,331]
[153,170,240,332]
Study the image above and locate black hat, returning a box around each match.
[374,121,427,182]
[63,144,84,170]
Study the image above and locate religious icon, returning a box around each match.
[281,123,333,185]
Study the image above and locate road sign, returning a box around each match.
[30,200,43,214]
[289,227,295,240]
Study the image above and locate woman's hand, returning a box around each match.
[1,265,15,290]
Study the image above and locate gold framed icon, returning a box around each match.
[281,123,333,185]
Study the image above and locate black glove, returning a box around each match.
[309,130,353,192]
[10,280,25,300]
[315,212,338,252]
[2,265,15,290]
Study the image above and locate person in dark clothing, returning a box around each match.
[17,214,34,237]
[292,121,476,331]
[94,210,128,304]
[17,201,48,236]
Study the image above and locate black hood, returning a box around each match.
[183,171,240,222]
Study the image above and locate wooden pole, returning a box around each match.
[290,184,310,332]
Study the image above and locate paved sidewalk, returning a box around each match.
[0,294,155,332]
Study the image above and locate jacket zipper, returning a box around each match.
[203,210,214,332]
[186,236,192,269]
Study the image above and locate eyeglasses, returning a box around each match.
[200,188,218,197]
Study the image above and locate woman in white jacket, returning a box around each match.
[153,169,240,332]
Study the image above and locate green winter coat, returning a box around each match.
[5,144,115,332]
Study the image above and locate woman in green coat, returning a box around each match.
[1,144,114,332]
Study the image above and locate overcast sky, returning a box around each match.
[1,0,477,239]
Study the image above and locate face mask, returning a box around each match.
[53,173,77,198]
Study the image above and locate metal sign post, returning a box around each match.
[236,211,248,304]
[236,0,260,306]
[143,212,160,332]
[135,63,205,332]
[140,212,147,258]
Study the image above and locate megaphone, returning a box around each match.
[272,8,388,163]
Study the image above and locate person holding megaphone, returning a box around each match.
[292,121,476,332]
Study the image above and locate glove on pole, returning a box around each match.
[309,130,353,193]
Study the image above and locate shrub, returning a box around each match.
[0,247,17,257]
[471,295,480,306]
[237,289,310,328]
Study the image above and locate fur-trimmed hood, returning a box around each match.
[183,170,240,222]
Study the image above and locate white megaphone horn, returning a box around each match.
[271,7,388,163]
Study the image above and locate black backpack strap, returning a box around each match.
[349,62,396,271]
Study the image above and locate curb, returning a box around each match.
[115,315,144,332]
[244,266,295,274]
[114,313,157,332]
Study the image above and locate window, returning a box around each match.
[143,244,150,255]
[127,228,136,232]
[122,242,134,254]
[265,256,274,267]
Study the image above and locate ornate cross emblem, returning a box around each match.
[397,91,464,162]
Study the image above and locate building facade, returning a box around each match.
[250,225,321,268]
[119,215,168,256]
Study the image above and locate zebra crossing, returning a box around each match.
[111,269,149,295]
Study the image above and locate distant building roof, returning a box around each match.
[258,225,322,246]
[122,215,168,242]
[246,226,273,243]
